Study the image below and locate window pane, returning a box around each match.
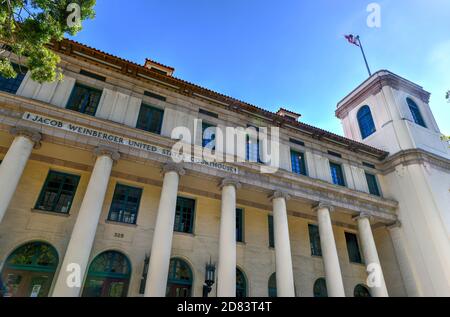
[202,122,216,149]
[365,173,380,196]
[236,209,244,242]
[108,184,142,224]
[35,171,80,214]
[66,83,102,116]
[0,64,27,94]
[407,98,426,128]
[136,104,164,134]
[268,215,274,248]
[174,197,195,233]
[308,224,322,256]
[357,106,376,139]
[330,162,345,186]
[345,232,363,264]
[291,150,307,175]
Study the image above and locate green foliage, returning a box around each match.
[0,0,96,83]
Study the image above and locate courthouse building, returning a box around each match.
[0,39,449,297]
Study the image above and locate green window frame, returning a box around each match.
[66,83,102,116]
[107,184,143,225]
[308,224,322,257]
[268,273,277,297]
[236,268,247,297]
[0,63,27,94]
[290,150,307,176]
[35,171,80,214]
[236,208,244,242]
[330,162,346,186]
[365,173,381,196]
[345,232,363,264]
[313,278,328,297]
[136,103,164,134]
[174,197,195,234]
[268,215,274,248]
[166,258,193,297]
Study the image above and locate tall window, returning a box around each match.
[268,273,277,297]
[202,121,216,149]
[246,126,261,163]
[166,258,193,297]
[330,162,345,186]
[354,284,371,297]
[0,64,27,94]
[66,83,102,116]
[345,232,363,264]
[290,150,307,175]
[357,105,376,139]
[136,104,164,134]
[174,197,195,234]
[313,278,328,297]
[35,171,80,214]
[407,98,427,128]
[236,268,247,297]
[108,184,143,225]
[236,208,244,242]
[308,224,322,257]
[82,251,131,297]
[1,242,58,297]
[365,173,381,196]
[268,215,274,248]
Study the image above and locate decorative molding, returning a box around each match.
[269,190,291,202]
[386,220,402,230]
[312,202,335,213]
[219,178,242,190]
[352,212,374,222]
[381,148,450,175]
[162,162,186,176]
[93,146,120,161]
[9,126,42,149]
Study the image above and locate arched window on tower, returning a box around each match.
[357,105,376,139]
[407,98,427,128]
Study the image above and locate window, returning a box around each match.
[35,171,80,214]
[330,162,345,186]
[328,150,342,158]
[82,251,131,297]
[1,242,59,297]
[66,83,102,116]
[79,69,106,82]
[0,63,27,94]
[202,122,216,149]
[357,105,376,139]
[136,104,164,134]
[144,90,166,102]
[236,268,247,297]
[313,278,328,297]
[291,150,307,176]
[268,215,274,248]
[354,284,371,297]
[108,184,143,225]
[289,138,305,147]
[199,108,219,118]
[236,208,244,242]
[345,232,363,264]
[308,224,322,257]
[166,258,193,297]
[365,173,381,196]
[268,273,277,297]
[174,197,195,234]
[246,126,261,163]
[407,98,427,128]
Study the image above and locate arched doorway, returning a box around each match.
[268,272,277,297]
[236,268,247,297]
[166,258,193,297]
[313,278,328,297]
[1,241,59,297]
[354,284,371,297]
[82,251,131,297]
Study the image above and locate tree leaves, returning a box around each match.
[0,0,96,83]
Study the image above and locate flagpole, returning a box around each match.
[356,36,372,77]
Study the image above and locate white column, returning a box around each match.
[0,127,41,223]
[354,213,389,297]
[387,221,422,297]
[52,147,119,297]
[217,179,241,297]
[144,163,185,297]
[270,191,295,297]
[313,203,345,297]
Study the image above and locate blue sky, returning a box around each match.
[70,0,450,136]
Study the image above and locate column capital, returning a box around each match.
[269,190,291,202]
[352,212,374,222]
[10,126,42,149]
[312,202,335,213]
[162,162,186,176]
[219,178,241,190]
[93,146,120,161]
[386,220,402,230]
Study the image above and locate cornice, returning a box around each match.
[381,148,450,174]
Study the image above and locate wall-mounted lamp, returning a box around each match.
[202,258,216,297]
